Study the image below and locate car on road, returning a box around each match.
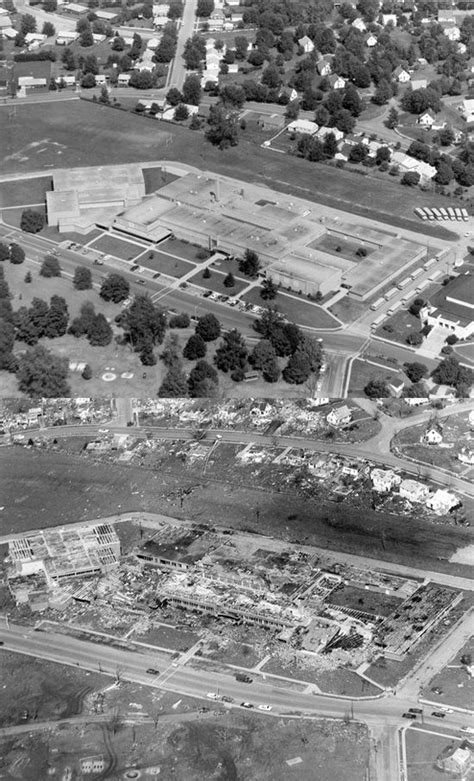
[258,704,272,711]
[93,258,104,265]
[439,707,453,713]
[408,708,423,714]
[431,687,443,695]
[432,712,445,718]
[241,702,253,709]
[460,726,474,734]
[135,279,146,285]
[221,696,234,703]
[207,693,220,700]
[402,713,416,719]
[179,282,188,289]
[0,640,4,645]
[235,673,252,683]
[98,429,109,434]
[202,290,212,297]
[146,668,159,675]
[152,272,161,279]
[131,264,140,271]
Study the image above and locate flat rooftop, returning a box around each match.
[429,272,474,326]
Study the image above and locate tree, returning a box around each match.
[42,21,55,37]
[349,143,368,163]
[401,171,420,187]
[166,87,183,106]
[406,332,423,346]
[24,271,32,283]
[372,79,392,105]
[403,362,428,383]
[409,298,425,316]
[158,364,188,396]
[183,333,207,360]
[82,363,92,380]
[81,73,96,88]
[14,306,40,345]
[0,318,15,371]
[364,378,390,398]
[73,265,92,290]
[20,13,36,34]
[282,350,312,384]
[0,242,9,262]
[9,243,25,264]
[87,313,113,346]
[111,34,125,51]
[169,312,190,328]
[435,161,453,185]
[117,294,166,354]
[223,272,235,288]
[197,0,213,17]
[385,107,399,129]
[438,126,455,146]
[16,345,70,398]
[61,47,76,71]
[260,277,278,301]
[334,108,356,134]
[220,85,246,108]
[431,355,473,393]
[206,106,239,149]
[195,313,221,342]
[44,295,68,338]
[100,273,129,303]
[68,301,96,338]
[99,85,110,105]
[174,103,189,121]
[79,27,94,47]
[21,209,44,234]
[129,71,155,89]
[250,339,280,382]
[214,329,248,373]
[188,359,219,397]
[239,249,260,278]
[182,73,201,105]
[342,83,362,116]
[40,255,61,278]
[323,132,338,159]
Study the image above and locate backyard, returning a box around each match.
[347,358,403,395]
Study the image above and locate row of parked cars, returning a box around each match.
[201,290,265,315]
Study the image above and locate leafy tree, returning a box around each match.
[214,329,248,373]
[282,350,311,384]
[195,313,221,342]
[183,33,206,69]
[24,271,32,283]
[183,333,207,360]
[174,103,189,121]
[14,306,40,345]
[375,146,391,165]
[431,355,473,394]
[323,132,338,159]
[334,108,356,134]
[81,73,96,88]
[438,126,455,146]
[342,83,362,116]
[401,171,420,187]
[111,34,125,51]
[129,71,155,89]
[409,298,425,316]
[44,295,68,338]
[169,312,190,328]
[197,0,213,17]
[403,362,428,383]
[73,266,92,290]
[406,332,423,346]
[223,272,235,288]
[20,13,36,34]
[349,143,368,163]
[181,74,201,107]
[42,21,55,37]
[87,313,113,346]
[140,341,157,366]
[16,345,70,397]
[117,294,166,351]
[0,243,9,262]
[234,35,248,60]
[260,277,278,301]
[68,301,96,338]
[372,79,392,105]
[158,364,188,396]
[364,378,390,398]
[166,87,183,106]
[40,255,61,277]
[206,105,239,149]
[202,266,211,279]
[385,107,399,129]
[82,363,92,380]
[188,359,219,397]
[21,209,44,234]
[220,84,246,108]
[9,243,25,264]
[250,339,280,382]
[61,47,76,71]
[99,85,110,105]
[239,249,260,278]
[435,162,453,185]
[79,28,94,47]
[100,273,129,303]
[0,318,15,370]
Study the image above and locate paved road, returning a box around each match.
[167,0,198,90]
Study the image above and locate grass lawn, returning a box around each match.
[132,624,199,651]
[187,268,248,295]
[0,99,460,239]
[89,233,148,261]
[137,250,196,277]
[312,233,376,262]
[2,206,59,240]
[347,358,402,395]
[328,585,402,618]
[159,238,208,262]
[0,176,52,208]
[261,658,380,696]
[375,307,423,346]
[420,635,474,711]
[455,342,474,364]
[405,729,460,781]
[329,296,367,324]
[242,287,341,329]
[62,228,103,245]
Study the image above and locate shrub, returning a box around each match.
[82,363,92,380]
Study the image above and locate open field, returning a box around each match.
[89,233,148,261]
[131,624,199,651]
[0,176,52,208]
[420,635,474,711]
[261,658,380,697]
[0,100,459,238]
[328,584,402,618]
[2,446,474,579]
[405,728,461,781]
[242,287,341,329]
[137,250,196,277]
[347,358,403,395]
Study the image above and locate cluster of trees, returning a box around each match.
[406,139,474,189]
[254,307,323,384]
[20,209,44,234]
[40,255,61,278]
[0,268,16,373]
[154,22,178,64]
[365,353,473,400]
[183,34,206,70]
[69,301,113,346]
[205,104,239,149]
[0,242,25,265]
[115,294,167,365]
[167,74,202,106]
[15,295,69,344]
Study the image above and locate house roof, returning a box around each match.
[427,273,474,327]
[419,108,435,119]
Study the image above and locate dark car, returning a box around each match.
[241,702,253,709]
[178,282,188,289]
[93,258,104,265]
[402,713,416,719]
[432,712,446,718]
[153,272,161,279]
[146,668,159,675]
[408,708,423,714]
[0,640,4,645]
[221,696,234,703]
[131,264,140,271]
[235,673,253,683]
[202,290,212,298]
[136,279,146,285]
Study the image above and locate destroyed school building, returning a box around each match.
[5,519,461,664]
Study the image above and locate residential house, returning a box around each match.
[327,74,346,90]
[399,479,430,502]
[56,31,79,45]
[201,70,219,86]
[287,119,319,136]
[352,17,367,31]
[230,10,244,22]
[161,104,199,121]
[153,15,169,27]
[117,73,131,86]
[458,448,474,466]
[417,108,435,127]
[437,9,455,23]
[316,54,333,76]
[298,35,314,54]
[423,425,442,445]
[370,468,401,493]
[410,77,427,90]
[426,489,460,515]
[209,9,225,30]
[92,34,106,43]
[457,42,467,55]
[459,98,474,123]
[365,33,377,47]
[381,13,397,26]
[315,125,344,141]
[391,151,437,183]
[393,65,410,83]
[227,63,238,73]
[225,0,240,5]
[327,405,352,427]
[437,747,472,777]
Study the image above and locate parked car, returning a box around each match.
[408,708,423,714]
[460,726,474,734]
[145,668,159,675]
[258,704,272,711]
[153,272,161,279]
[235,673,252,683]
[402,713,416,719]
[241,702,253,709]
[207,693,220,700]
[131,264,140,271]
[432,712,445,718]
[439,707,453,714]
[221,696,234,703]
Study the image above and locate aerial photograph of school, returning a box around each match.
[0,0,473,776]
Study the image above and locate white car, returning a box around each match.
[258,704,272,711]
[206,692,220,700]
[440,706,454,713]
[460,726,474,734]
[99,429,109,434]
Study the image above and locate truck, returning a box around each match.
[460,208,469,221]
[431,208,443,220]
[383,287,398,301]
[415,279,430,294]
[370,297,385,311]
